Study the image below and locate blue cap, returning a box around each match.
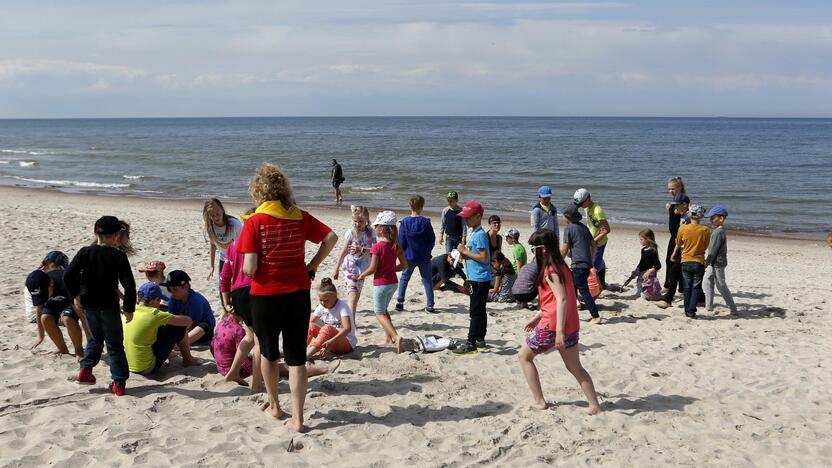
[670,193,690,205]
[538,186,553,198]
[137,282,164,301]
[706,205,728,217]
[45,251,68,268]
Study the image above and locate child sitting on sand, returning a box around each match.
[333,205,376,319]
[356,211,408,353]
[306,278,356,359]
[488,251,516,303]
[518,229,601,414]
[138,260,168,310]
[625,229,662,301]
[505,228,527,272]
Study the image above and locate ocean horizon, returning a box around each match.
[1,116,829,237]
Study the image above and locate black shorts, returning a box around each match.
[230,286,253,327]
[43,305,80,321]
[250,290,311,366]
[332,178,344,188]
[194,322,214,344]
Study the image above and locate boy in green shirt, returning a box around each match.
[123,283,193,374]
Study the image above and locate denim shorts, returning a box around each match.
[372,283,398,315]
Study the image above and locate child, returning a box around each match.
[505,228,527,272]
[138,260,168,310]
[430,252,468,294]
[574,188,610,290]
[306,278,357,359]
[439,191,467,254]
[220,234,263,389]
[161,270,216,347]
[488,251,516,303]
[211,304,334,383]
[518,229,601,414]
[703,206,737,315]
[124,283,193,374]
[560,205,601,323]
[356,211,408,353]
[453,201,492,354]
[26,251,86,359]
[333,205,376,319]
[203,198,243,303]
[671,204,710,318]
[396,195,437,313]
[65,215,136,396]
[487,215,503,254]
[625,229,662,301]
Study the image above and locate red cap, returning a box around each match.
[458,200,484,218]
[138,260,166,273]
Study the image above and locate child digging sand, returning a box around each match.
[518,229,601,414]
[306,278,357,359]
[356,211,408,353]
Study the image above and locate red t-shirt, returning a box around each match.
[537,264,580,335]
[238,210,331,296]
[371,241,399,286]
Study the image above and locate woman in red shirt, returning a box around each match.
[518,229,601,415]
[240,163,338,433]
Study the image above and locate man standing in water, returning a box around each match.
[330,159,345,205]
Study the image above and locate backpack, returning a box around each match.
[512,262,539,302]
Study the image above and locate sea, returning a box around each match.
[1,117,829,237]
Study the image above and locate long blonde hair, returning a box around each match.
[203,198,238,247]
[350,205,372,237]
[668,176,686,194]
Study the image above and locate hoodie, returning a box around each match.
[399,215,436,263]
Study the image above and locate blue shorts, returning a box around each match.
[372,283,398,315]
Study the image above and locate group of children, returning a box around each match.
[23,178,739,417]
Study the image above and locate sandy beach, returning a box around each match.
[0,185,830,467]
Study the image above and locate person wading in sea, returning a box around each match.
[330,159,345,206]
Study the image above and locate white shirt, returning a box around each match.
[205,217,243,262]
[312,299,357,348]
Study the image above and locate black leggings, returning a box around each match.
[250,290,311,366]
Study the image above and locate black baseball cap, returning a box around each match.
[160,270,191,287]
[563,204,583,222]
[94,216,124,235]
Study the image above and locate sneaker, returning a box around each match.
[452,342,478,355]
[395,303,404,312]
[475,340,488,351]
[425,306,437,313]
[109,381,126,396]
[75,368,96,385]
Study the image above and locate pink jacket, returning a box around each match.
[219,241,252,293]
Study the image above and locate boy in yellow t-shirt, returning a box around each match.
[123,283,193,374]
[671,204,710,318]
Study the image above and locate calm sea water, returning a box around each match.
[1,117,830,236]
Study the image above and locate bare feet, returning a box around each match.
[530,400,551,410]
[262,402,284,419]
[224,374,249,386]
[250,384,265,395]
[655,301,670,309]
[578,405,602,415]
[287,417,305,433]
[590,317,603,325]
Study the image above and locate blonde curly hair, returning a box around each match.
[249,163,295,207]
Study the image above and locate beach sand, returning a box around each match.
[0,186,829,466]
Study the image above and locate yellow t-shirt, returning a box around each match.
[584,203,608,247]
[676,223,711,264]
[122,305,173,373]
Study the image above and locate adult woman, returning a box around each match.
[664,177,685,290]
[239,163,337,433]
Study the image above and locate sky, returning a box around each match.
[1,1,830,118]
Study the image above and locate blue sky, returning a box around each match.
[1,1,830,117]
